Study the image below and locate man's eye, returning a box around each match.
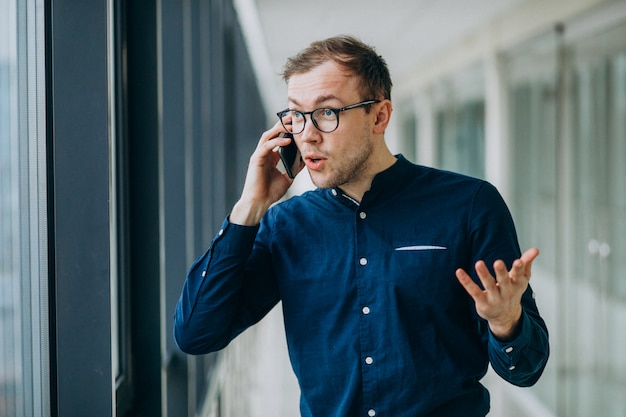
[321,109,335,118]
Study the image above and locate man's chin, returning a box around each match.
[309,173,336,190]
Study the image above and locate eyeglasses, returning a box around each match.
[276,100,380,134]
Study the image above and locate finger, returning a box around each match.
[455,268,485,301]
[519,247,540,279]
[508,259,525,284]
[258,121,290,145]
[259,132,293,158]
[474,260,498,292]
[493,259,512,287]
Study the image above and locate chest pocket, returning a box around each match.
[386,243,460,301]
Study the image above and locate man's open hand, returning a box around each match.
[456,248,539,340]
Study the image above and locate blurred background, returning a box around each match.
[0,0,624,416]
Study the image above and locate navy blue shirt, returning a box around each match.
[174,156,549,417]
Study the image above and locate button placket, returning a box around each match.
[356,204,377,416]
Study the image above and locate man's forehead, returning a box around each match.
[287,94,340,108]
[286,62,360,105]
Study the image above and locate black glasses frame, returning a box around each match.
[277,99,381,134]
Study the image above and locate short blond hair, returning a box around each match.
[282,35,392,102]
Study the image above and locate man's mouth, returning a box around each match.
[305,155,326,171]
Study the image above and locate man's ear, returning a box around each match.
[372,100,392,134]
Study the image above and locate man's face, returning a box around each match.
[286,60,375,190]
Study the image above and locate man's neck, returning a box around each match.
[339,151,397,203]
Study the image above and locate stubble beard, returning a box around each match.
[309,131,374,191]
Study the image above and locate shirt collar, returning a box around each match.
[327,154,414,208]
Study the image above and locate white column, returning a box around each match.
[484,50,511,202]
[415,91,436,167]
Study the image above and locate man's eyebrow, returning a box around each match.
[287,94,340,108]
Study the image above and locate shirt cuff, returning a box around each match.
[211,216,260,254]
[488,310,531,365]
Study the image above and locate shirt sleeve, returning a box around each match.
[487,291,550,386]
[173,217,280,355]
[468,182,550,387]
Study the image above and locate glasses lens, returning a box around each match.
[291,111,305,133]
[280,110,305,134]
[312,108,338,133]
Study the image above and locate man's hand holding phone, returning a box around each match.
[230,125,302,226]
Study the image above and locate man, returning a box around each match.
[174,35,549,417]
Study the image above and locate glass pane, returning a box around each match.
[504,31,560,415]
[568,21,626,416]
[505,33,559,273]
[607,51,626,299]
[433,66,486,179]
[505,21,626,416]
[0,0,49,416]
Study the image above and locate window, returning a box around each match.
[506,33,559,272]
[0,0,49,416]
[505,16,626,417]
[432,64,486,179]
[566,21,626,416]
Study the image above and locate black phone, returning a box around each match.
[278,132,301,179]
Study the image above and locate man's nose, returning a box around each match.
[300,115,322,143]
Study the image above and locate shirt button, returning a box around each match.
[368,409,376,416]
[201,270,207,277]
[331,189,338,196]
[509,365,516,371]
[505,346,514,353]
[218,229,224,236]
[359,258,368,266]
[359,211,367,219]
[365,356,373,365]
[362,306,370,315]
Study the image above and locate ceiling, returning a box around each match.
[234,0,523,113]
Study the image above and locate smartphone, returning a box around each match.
[278,132,301,179]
